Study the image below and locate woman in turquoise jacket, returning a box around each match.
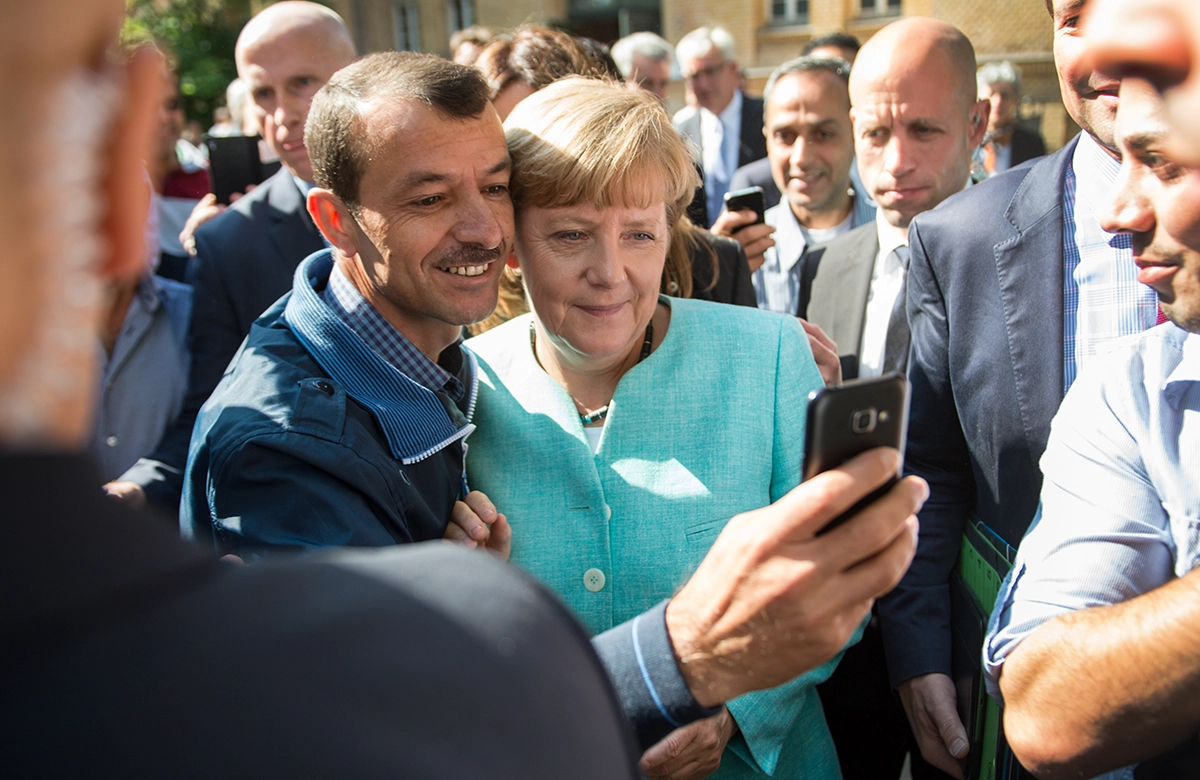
[467,78,847,779]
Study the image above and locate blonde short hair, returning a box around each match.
[505,77,699,226]
[471,77,706,334]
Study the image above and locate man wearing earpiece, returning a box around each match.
[795,19,990,780]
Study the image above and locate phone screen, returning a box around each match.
[205,135,271,205]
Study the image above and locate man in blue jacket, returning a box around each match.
[182,53,509,557]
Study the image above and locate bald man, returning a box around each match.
[804,19,986,381]
[799,19,987,780]
[891,0,1163,776]
[109,1,356,515]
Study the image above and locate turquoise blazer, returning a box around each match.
[467,297,849,778]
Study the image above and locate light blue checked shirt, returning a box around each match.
[984,323,1200,780]
[323,261,465,401]
[1062,132,1160,391]
[753,191,876,314]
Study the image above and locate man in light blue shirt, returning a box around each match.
[985,81,1200,780]
[713,57,875,316]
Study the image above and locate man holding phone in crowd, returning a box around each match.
[106,1,356,517]
[715,56,874,317]
[2,4,925,773]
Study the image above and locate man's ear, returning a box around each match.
[307,188,361,257]
[100,46,164,282]
[969,99,991,147]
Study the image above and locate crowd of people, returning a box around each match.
[2,0,1198,778]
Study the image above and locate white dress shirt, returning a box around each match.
[858,211,909,378]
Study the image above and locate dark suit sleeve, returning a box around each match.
[117,224,252,513]
[593,600,723,750]
[725,241,757,308]
[875,218,974,687]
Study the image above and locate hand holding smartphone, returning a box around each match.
[723,186,766,225]
[802,373,910,535]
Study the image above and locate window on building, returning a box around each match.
[447,0,474,32]
[393,1,420,51]
[771,0,809,25]
[860,0,901,16]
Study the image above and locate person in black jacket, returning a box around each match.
[976,61,1046,175]
[1,3,925,776]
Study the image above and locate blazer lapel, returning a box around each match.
[738,96,766,167]
[807,224,878,366]
[994,136,1076,467]
[265,171,323,274]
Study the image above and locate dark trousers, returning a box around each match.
[818,610,957,780]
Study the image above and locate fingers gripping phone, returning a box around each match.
[723,186,766,225]
[802,373,910,535]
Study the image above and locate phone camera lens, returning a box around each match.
[851,408,878,433]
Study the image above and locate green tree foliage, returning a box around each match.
[122,0,254,123]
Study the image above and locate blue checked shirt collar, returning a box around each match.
[284,250,475,464]
[1062,132,1160,392]
[323,261,465,401]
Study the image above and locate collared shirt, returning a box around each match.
[323,262,465,402]
[292,175,315,196]
[90,274,192,481]
[753,191,875,314]
[858,209,910,378]
[700,90,743,226]
[984,324,1200,780]
[1063,132,1160,392]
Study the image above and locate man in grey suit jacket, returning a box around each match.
[674,27,767,227]
[804,20,986,384]
[108,1,355,514]
[883,0,1163,776]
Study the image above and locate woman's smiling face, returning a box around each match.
[516,196,668,367]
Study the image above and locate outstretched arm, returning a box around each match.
[594,448,923,750]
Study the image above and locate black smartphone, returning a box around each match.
[204,135,274,205]
[723,186,765,225]
[802,373,910,534]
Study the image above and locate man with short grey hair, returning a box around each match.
[612,31,673,103]
[674,26,766,226]
[977,60,1045,174]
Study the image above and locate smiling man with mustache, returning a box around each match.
[181,54,515,559]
